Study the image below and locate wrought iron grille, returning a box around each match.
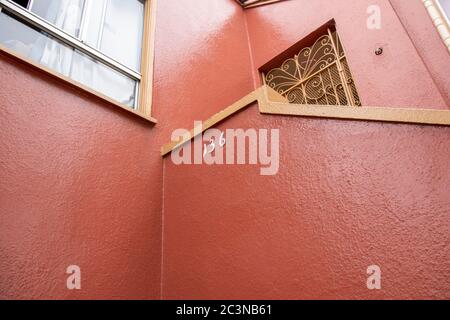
[265,29,361,106]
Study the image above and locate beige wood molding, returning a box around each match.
[161,85,450,156]
[260,101,450,126]
[423,0,450,53]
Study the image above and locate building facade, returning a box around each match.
[0,0,449,299]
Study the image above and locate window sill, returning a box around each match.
[0,44,158,124]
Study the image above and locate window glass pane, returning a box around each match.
[0,11,137,108]
[30,0,85,38]
[100,0,144,72]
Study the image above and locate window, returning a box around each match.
[0,0,156,119]
[235,0,285,9]
[263,27,361,107]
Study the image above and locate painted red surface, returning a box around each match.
[0,0,449,299]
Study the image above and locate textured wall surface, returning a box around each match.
[1,0,449,299]
[162,104,450,299]
[389,0,450,106]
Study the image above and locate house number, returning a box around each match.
[204,132,226,156]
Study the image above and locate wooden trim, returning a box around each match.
[138,0,158,116]
[258,21,336,73]
[0,44,157,123]
[161,85,450,156]
[423,0,450,53]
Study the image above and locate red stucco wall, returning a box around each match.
[0,0,253,299]
[1,0,449,299]
[0,53,163,299]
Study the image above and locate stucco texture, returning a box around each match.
[1,0,449,299]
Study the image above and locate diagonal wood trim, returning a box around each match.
[161,85,450,156]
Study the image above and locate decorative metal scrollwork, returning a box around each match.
[265,29,361,106]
